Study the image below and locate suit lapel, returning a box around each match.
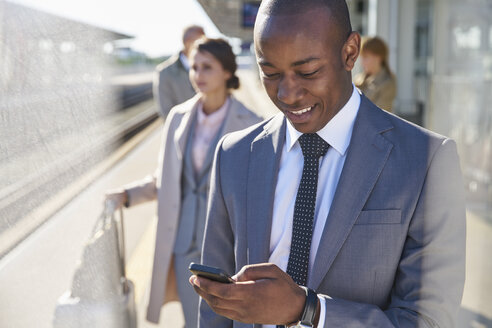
[182,116,198,187]
[220,96,247,135]
[173,96,200,161]
[246,114,285,265]
[310,96,394,288]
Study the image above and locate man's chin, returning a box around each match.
[288,120,321,134]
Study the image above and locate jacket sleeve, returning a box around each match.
[199,137,235,328]
[124,107,178,207]
[319,138,466,327]
[124,174,157,207]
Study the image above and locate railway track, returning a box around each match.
[0,84,158,258]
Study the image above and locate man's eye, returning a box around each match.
[300,70,319,78]
[262,72,279,79]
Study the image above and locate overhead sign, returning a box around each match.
[242,2,260,28]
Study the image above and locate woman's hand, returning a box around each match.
[104,188,127,211]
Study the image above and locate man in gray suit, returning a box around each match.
[191,0,466,327]
[153,25,204,117]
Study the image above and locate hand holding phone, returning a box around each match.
[189,262,235,284]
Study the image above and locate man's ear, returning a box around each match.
[342,32,361,72]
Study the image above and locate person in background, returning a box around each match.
[153,25,205,117]
[355,36,396,112]
[105,37,262,327]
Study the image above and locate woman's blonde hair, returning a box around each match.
[360,36,391,73]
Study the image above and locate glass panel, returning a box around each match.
[427,1,492,324]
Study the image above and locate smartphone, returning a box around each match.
[189,262,234,284]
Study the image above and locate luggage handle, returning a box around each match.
[104,200,129,294]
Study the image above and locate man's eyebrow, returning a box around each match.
[258,60,274,67]
[292,57,320,67]
[258,57,321,68]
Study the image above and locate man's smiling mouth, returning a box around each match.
[290,106,313,115]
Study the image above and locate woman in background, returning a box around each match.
[355,36,397,112]
[105,38,261,327]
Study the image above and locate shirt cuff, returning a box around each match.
[317,295,326,328]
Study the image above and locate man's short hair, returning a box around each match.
[182,25,205,44]
[259,0,352,39]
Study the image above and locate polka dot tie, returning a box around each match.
[286,133,329,286]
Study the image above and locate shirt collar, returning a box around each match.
[285,85,361,156]
[197,97,230,125]
[179,52,190,70]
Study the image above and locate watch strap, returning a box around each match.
[285,287,318,327]
[300,287,317,326]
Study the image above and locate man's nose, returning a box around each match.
[277,76,303,105]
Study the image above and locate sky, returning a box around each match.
[8,0,224,57]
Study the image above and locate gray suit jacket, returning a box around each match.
[153,53,196,117]
[200,94,466,327]
[124,95,262,323]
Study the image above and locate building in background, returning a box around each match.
[0,1,132,95]
[196,0,259,41]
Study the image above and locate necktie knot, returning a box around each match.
[298,133,329,158]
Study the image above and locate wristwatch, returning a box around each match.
[286,287,318,328]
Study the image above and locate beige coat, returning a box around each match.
[355,69,396,112]
[124,95,262,323]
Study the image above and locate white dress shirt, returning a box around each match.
[179,51,190,71]
[263,86,360,328]
[192,97,230,173]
